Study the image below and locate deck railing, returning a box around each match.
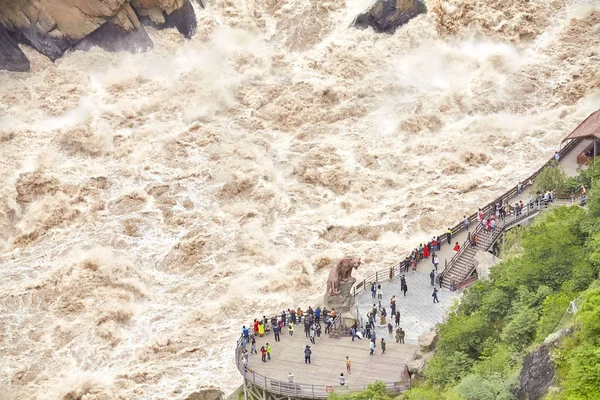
[351,138,583,296]
[234,335,410,398]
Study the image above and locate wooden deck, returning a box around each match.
[245,330,418,388]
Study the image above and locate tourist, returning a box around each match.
[463,215,469,231]
[297,307,303,324]
[518,181,523,194]
[450,280,456,292]
[316,323,322,339]
[325,316,333,334]
[401,282,408,297]
[369,340,375,355]
[453,242,460,253]
[477,208,483,222]
[555,151,560,162]
[390,296,396,317]
[388,323,393,338]
[439,272,443,289]
[242,350,249,370]
[399,327,405,343]
[365,320,371,339]
[380,307,387,325]
[433,254,439,270]
[273,324,280,342]
[446,228,452,244]
[432,287,440,303]
[430,269,435,286]
[251,336,257,354]
[340,373,345,386]
[395,311,400,328]
[310,323,316,345]
[253,319,259,335]
[290,309,296,324]
[288,372,294,383]
[304,345,312,364]
[350,326,356,341]
[266,343,271,360]
[315,306,321,323]
[491,218,496,230]
[260,346,266,362]
[241,336,248,352]
[346,356,351,374]
[381,338,386,354]
[288,322,294,336]
[304,320,310,338]
[395,328,401,343]
[377,284,383,300]
[242,326,249,339]
[258,321,265,337]
[371,282,376,298]
[423,243,429,259]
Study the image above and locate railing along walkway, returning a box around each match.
[350,138,584,297]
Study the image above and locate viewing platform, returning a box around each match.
[236,111,600,400]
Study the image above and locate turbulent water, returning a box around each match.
[1,0,600,398]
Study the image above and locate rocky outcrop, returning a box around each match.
[418,330,438,352]
[0,0,202,71]
[353,0,427,34]
[0,26,29,72]
[473,251,501,281]
[184,388,224,400]
[517,344,555,400]
[133,0,198,38]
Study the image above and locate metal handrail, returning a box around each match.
[351,139,582,296]
[234,335,410,398]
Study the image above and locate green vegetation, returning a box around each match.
[399,160,600,400]
[331,160,600,400]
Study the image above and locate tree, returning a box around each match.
[501,307,538,352]
[533,164,567,193]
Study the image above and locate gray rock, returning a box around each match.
[138,0,197,39]
[18,27,73,61]
[418,330,438,352]
[353,0,426,34]
[517,344,555,400]
[0,26,30,72]
[184,388,224,400]
[75,21,153,53]
[163,0,197,38]
[324,278,356,314]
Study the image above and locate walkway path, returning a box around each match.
[355,272,460,344]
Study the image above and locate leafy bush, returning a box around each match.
[501,307,538,352]
[452,373,517,400]
[425,351,474,387]
[533,164,567,193]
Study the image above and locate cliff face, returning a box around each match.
[0,0,204,71]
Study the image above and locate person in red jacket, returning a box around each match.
[260,346,267,362]
[453,242,460,252]
[253,319,259,335]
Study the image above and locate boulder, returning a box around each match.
[418,330,438,352]
[0,26,30,72]
[75,5,153,53]
[473,251,501,281]
[184,388,224,400]
[323,277,356,314]
[132,0,198,38]
[353,0,426,34]
[407,358,426,377]
[517,344,555,400]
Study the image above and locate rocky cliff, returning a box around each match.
[0,0,204,72]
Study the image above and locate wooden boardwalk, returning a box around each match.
[243,330,417,389]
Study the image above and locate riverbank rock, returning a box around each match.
[418,330,438,352]
[133,0,199,38]
[75,4,153,53]
[0,26,30,72]
[353,0,427,34]
[184,388,224,400]
[0,0,200,65]
[517,344,555,400]
[474,251,501,281]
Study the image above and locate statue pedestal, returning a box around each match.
[324,278,357,327]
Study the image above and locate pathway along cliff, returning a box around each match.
[1,0,600,399]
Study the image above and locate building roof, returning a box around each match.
[563,109,600,142]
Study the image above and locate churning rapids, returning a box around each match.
[1,0,600,398]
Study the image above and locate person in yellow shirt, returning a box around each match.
[345,356,351,374]
[297,307,303,323]
[258,322,265,337]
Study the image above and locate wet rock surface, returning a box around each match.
[353,0,427,34]
[0,26,30,72]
